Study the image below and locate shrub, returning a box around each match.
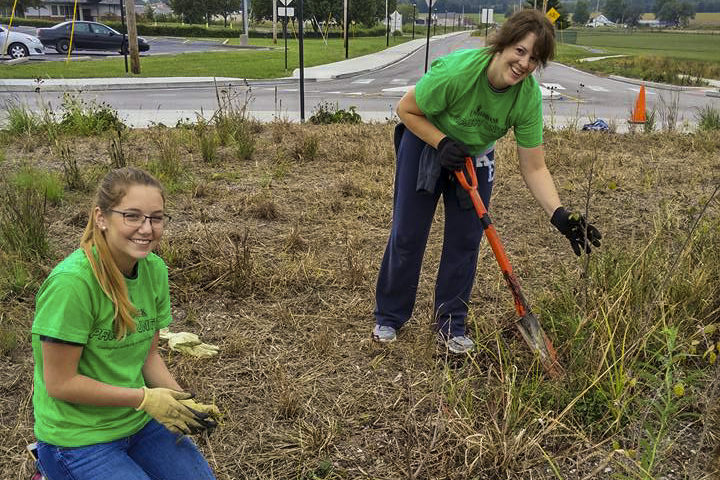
[309,102,362,125]
[11,165,63,205]
[696,105,720,131]
[0,180,50,260]
[59,93,124,135]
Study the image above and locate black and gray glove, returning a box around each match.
[551,207,602,256]
[436,136,471,171]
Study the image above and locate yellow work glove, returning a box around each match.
[136,387,206,435]
[179,398,221,435]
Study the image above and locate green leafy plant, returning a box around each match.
[309,102,362,125]
[58,93,124,135]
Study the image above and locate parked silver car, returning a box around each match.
[0,25,45,59]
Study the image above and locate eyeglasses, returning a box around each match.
[109,209,171,229]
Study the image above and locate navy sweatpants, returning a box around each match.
[374,127,494,338]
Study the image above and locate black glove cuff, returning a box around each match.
[550,206,569,229]
[436,136,450,151]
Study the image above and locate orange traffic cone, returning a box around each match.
[630,85,647,123]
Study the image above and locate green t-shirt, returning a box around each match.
[31,249,173,447]
[415,48,544,155]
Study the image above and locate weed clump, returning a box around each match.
[309,102,362,125]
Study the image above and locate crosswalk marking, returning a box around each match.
[391,79,408,84]
[351,79,374,84]
[586,85,609,92]
[628,87,656,95]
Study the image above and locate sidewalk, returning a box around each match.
[0,32,465,92]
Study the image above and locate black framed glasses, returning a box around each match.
[109,209,171,229]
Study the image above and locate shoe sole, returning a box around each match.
[372,334,396,343]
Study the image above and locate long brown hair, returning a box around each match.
[487,9,556,68]
[80,167,165,339]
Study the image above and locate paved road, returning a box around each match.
[1,31,718,128]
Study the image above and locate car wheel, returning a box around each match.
[8,42,29,59]
[56,39,71,54]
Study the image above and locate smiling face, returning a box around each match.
[487,32,539,90]
[95,184,165,276]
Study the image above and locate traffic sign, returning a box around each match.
[278,7,294,17]
[279,0,292,5]
[546,7,560,24]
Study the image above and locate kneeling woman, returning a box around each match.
[32,167,218,480]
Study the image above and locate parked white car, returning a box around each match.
[0,25,45,59]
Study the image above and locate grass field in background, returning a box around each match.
[690,12,720,25]
[563,30,720,62]
[0,35,412,79]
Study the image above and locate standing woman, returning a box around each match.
[372,9,601,353]
[32,167,219,480]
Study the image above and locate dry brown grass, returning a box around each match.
[1,123,719,479]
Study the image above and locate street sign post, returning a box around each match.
[278,0,294,70]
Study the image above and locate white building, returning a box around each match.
[586,14,616,27]
[20,0,134,21]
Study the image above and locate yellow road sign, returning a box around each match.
[546,7,560,24]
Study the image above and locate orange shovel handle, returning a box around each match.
[454,157,526,317]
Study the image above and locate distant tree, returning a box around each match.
[622,3,643,25]
[215,0,242,26]
[0,0,42,17]
[656,0,695,25]
[250,0,271,21]
[573,0,590,24]
[169,0,205,23]
[143,3,155,22]
[603,0,625,22]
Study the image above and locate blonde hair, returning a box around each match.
[80,167,165,339]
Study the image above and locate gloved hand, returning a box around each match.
[551,207,602,256]
[436,136,471,171]
[136,387,207,435]
[179,398,221,435]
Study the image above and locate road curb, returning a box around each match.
[607,74,702,92]
[0,76,305,93]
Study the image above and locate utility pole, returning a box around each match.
[243,0,249,36]
[424,0,432,72]
[119,0,128,73]
[124,0,140,74]
[343,0,348,58]
[385,0,389,46]
[273,0,277,44]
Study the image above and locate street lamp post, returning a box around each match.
[412,3,416,39]
[433,8,436,36]
[424,0,432,72]
[444,10,447,34]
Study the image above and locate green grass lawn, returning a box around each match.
[0,35,412,79]
[564,30,720,62]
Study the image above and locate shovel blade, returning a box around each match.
[516,311,563,378]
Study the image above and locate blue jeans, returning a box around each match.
[374,126,494,338]
[37,420,215,480]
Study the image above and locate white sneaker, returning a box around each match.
[372,325,397,343]
[440,335,475,354]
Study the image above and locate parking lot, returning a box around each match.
[6,24,256,61]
